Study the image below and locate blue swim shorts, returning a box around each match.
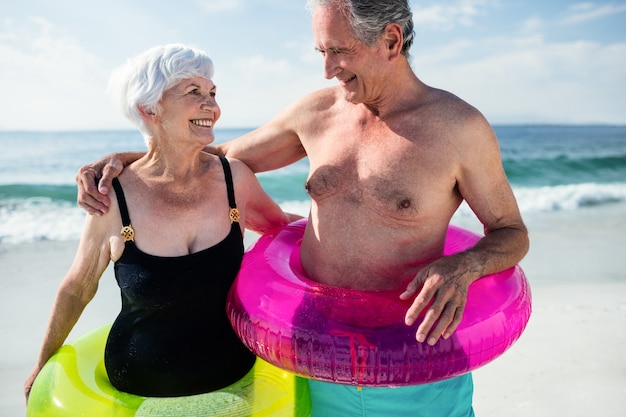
[307,373,474,417]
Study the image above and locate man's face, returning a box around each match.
[311,6,388,105]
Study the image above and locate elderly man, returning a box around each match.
[78,1,528,415]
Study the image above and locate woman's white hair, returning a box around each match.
[108,43,214,143]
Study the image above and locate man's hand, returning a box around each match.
[400,254,478,346]
[75,154,124,216]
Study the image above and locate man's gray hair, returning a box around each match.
[306,0,415,56]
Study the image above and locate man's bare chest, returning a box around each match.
[305,147,439,219]
[301,116,459,214]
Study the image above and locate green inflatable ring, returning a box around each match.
[27,324,311,416]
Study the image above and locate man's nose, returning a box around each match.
[323,54,341,80]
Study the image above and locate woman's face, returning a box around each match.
[156,76,221,145]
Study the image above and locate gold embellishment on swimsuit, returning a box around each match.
[229,208,240,223]
[120,225,135,242]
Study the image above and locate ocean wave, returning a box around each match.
[454,182,626,218]
[0,198,85,245]
[0,184,77,202]
[503,154,626,186]
[2,183,624,246]
[514,182,626,212]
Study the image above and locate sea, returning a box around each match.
[1,125,625,247]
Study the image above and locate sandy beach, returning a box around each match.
[1,204,625,416]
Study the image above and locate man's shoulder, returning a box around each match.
[425,87,473,111]
[287,86,345,120]
[421,87,488,127]
[302,86,342,106]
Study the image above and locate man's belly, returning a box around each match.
[299,225,442,291]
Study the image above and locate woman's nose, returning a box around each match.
[201,97,217,110]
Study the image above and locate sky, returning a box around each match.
[1,0,625,131]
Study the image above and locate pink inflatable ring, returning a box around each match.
[227,219,531,386]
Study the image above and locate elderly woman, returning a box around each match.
[25,44,299,399]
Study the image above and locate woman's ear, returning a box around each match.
[137,105,156,122]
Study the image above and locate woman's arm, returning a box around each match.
[24,213,116,402]
[229,158,303,235]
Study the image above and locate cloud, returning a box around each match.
[415,35,626,124]
[2,1,624,131]
[213,52,329,128]
[0,17,123,131]
[520,16,544,34]
[194,0,243,13]
[412,0,497,31]
[560,2,626,24]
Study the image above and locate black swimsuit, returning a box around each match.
[105,157,255,397]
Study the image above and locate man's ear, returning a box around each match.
[384,23,403,60]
